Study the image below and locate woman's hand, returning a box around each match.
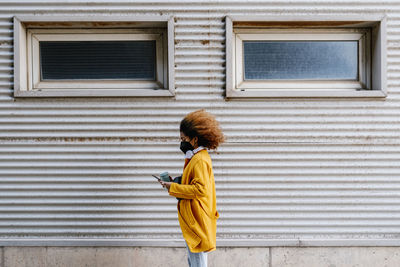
[159,180,172,191]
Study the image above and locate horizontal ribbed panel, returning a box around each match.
[1,142,400,240]
[0,1,400,244]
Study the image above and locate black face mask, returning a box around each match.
[180,141,194,154]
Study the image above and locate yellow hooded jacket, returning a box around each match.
[168,149,219,253]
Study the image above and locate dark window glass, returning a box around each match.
[243,41,358,80]
[40,41,156,80]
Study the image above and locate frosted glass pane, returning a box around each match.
[40,41,156,80]
[243,41,358,80]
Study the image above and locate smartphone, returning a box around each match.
[152,175,161,181]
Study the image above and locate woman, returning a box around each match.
[159,109,224,267]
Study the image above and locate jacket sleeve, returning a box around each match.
[169,159,210,199]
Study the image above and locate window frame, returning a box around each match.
[28,29,166,90]
[235,29,369,90]
[14,15,175,98]
[226,15,387,98]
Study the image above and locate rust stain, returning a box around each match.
[233,21,367,28]
[201,40,210,45]
[30,137,173,143]
[26,22,75,27]
[0,41,11,46]
[91,22,140,27]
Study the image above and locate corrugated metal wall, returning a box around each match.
[1,1,400,246]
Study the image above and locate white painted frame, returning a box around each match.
[235,30,369,90]
[226,15,387,98]
[14,15,175,97]
[28,29,165,90]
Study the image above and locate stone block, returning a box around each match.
[209,247,269,267]
[271,247,400,267]
[4,247,46,267]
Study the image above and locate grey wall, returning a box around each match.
[0,1,399,248]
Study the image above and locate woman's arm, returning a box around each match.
[167,160,210,199]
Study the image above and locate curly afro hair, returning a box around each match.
[180,109,225,150]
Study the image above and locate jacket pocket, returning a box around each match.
[199,201,219,220]
[183,200,195,225]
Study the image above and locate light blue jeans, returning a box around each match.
[185,241,208,267]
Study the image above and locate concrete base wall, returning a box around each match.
[1,247,400,267]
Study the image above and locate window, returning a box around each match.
[14,16,175,97]
[226,15,387,98]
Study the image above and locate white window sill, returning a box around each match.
[14,89,175,98]
[226,89,387,98]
